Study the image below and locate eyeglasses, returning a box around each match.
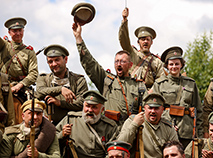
[114,60,129,65]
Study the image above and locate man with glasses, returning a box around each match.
[72,22,147,126]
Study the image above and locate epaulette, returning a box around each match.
[161,118,172,127]
[155,76,168,83]
[39,73,47,76]
[101,115,117,126]
[132,45,138,51]
[3,35,10,42]
[151,53,161,60]
[5,125,20,135]
[26,45,34,51]
[105,70,116,79]
[181,75,195,82]
[68,111,82,117]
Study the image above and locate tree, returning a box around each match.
[183,31,213,101]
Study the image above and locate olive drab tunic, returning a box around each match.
[0,37,38,87]
[117,115,178,158]
[36,70,88,125]
[0,73,15,142]
[152,74,203,139]
[203,80,213,133]
[77,41,147,125]
[119,20,164,89]
[56,111,119,158]
[0,123,60,157]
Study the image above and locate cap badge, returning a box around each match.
[142,31,145,34]
[52,50,56,54]
[114,147,117,149]
[153,98,157,102]
[15,22,19,26]
[174,52,177,55]
[90,96,93,100]
[35,104,39,108]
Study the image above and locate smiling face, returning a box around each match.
[8,28,24,43]
[47,56,67,77]
[114,53,132,78]
[22,110,43,128]
[144,104,164,125]
[167,59,182,77]
[138,36,153,54]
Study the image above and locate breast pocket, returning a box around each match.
[161,89,177,104]
[182,87,193,105]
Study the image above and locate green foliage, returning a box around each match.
[183,31,213,101]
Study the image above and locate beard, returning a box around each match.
[82,110,102,124]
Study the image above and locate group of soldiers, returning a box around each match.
[0,2,213,158]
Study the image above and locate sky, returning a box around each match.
[1,0,213,88]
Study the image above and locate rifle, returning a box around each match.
[64,115,78,158]
[36,47,46,56]
[191,107,198,158]
[45,97,54,122]
[135,87,146,158]
[30,88,35,158]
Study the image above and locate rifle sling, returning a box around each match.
[116,77,129,116]
[139,126,144,158]
[68,140,78,158]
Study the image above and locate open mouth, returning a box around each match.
[87,113,94,117]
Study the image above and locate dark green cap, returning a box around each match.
[135,26,156,39]
[208,112,213,124]
[44,44,69,57]
[83,90,107,105]
[143,93,165,107]
[106,140,131,153]
[4,17,27,30]
[71,2,95,26]
[161,46,183,63]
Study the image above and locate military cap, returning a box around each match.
[83,90,107,105]
[21,98,46,113]
[143,93,165,107]
[208,112,213,124]
[135,26,156,39]
[106,140,131,154]
[4,17,27,30]
[161,46,183,63]
[44,44,69,57]
[71,2,95,26]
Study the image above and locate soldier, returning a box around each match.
[162,141,185,158]
[0,72,15,143]
[0,99,60,157]
[56,90,119,158]
[151,46,203,149]
[36,44,88,125]
[119,8,164,89]
[202,79,213,138]
[106,140,131,158]
[73,21,147,126]
[118,93,178,158]
[185,112,213,158]
[0,17,38,93]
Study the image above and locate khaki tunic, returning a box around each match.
[56,111,119,158]
[0,123,60,157]
[119,20,164,88]
[36,70,88,125]
[118,115,178,158]
[203,81,213,133]
[0,37,38,87]
[77,41,147,125]
[152,74,203,139]
[0,73,15,142]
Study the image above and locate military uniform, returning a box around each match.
[0,73,15,142]
[119,20,164,89]
[203,80,213,134]
[56,111,119,158]
[0,17,38,87]
[77,41,147,125]
[0,123,60,157]
[118,115,178,158]
[36,44,88,125]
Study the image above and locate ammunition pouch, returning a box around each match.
[105,110,121,121]
[166,105,195,117]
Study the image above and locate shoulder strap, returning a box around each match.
[87,123,105,152]
[131,56,148,77]
[103,75,114,97]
